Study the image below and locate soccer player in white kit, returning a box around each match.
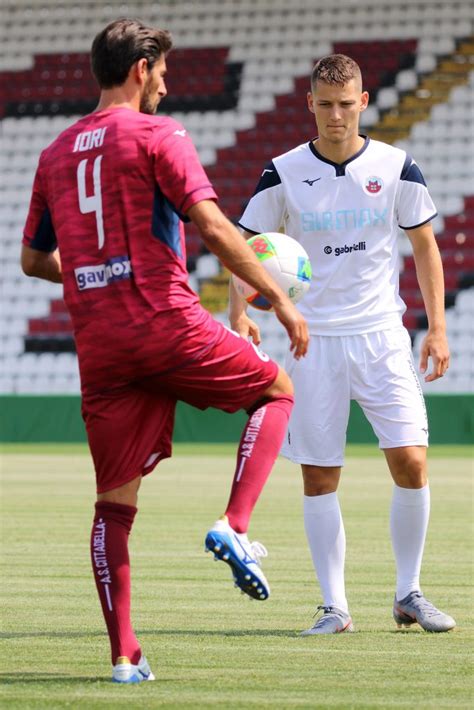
[232,54,456,633]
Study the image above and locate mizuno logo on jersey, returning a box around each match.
[173,129,187,137]
[74,255,132,291]
[302,178,321,186]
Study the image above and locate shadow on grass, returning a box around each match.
[1,628,300,640]
[0,628,422,643]
[0,673,105,684]
[0,673,186,685]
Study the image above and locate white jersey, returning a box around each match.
[239,137,437,335]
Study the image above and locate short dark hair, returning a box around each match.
[91,18,173,89]
[311,54,362,90]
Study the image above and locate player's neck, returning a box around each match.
[313,135,365,165]
[95,88,141,113]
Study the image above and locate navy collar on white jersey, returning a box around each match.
[308,135,370,177]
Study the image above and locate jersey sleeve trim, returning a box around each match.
[152,185,183,256]
[179,184,217,218]
[400,154,427,186]
[237,223,260,235]
[252,161,282,195]
[399,213,438,230]
[23,207,57,252]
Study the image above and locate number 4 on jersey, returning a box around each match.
[77,156,105,249]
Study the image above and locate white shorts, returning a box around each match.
[281,327,428,467]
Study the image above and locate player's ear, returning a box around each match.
[307,91,315,114]
[134,57,149,84]
[360,91,369,112]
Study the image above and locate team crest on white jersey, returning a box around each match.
[365,176,383,194]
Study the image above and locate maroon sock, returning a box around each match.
[225,394,294,533]
[91,501,141,665]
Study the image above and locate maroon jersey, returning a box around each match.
[23,108,218,391]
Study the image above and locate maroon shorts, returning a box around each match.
[82,324,279,493]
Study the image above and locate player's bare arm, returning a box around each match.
[228,228,262,346]
[406,223,449,382]
[227,226,277,345]
[188,199,309,358]
[21,244,62,284]
[228,279,262,345]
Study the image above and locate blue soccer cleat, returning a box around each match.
[112,655,155,683]
[205,516,270,600]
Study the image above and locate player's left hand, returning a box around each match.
[419,329,450,382]
[230,311,261,345]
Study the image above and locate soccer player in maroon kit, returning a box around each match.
[21,19,308,683]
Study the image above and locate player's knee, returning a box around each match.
[264,366,293,398]
[403,458,427,488]
[302,464,341,495]
[386,446,427,488]
[97,474,142,506]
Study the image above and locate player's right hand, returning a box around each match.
[274,300,309,359]
[231,311,261,345]
[419,329,450,382]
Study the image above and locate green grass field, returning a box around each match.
[1,444,473,708]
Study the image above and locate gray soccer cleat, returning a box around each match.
[300,605,354,635]
[393,591,456,632]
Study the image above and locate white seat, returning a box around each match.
[359,105,379,128]
[0,335,23,357]
[396,70,418,92]
[3,317,28,336]
[455,289,474,315]
[49,375,73,393]
[55,352,80,375]
[447,373,474,393]
[195,254,220,280]
[17,352,40,374]
[452,335,474,356]
[415,53,436,73]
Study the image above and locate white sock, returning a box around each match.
[390,483,430,601]
[303,493,348,613]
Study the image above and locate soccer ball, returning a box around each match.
[232,232,312,311]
